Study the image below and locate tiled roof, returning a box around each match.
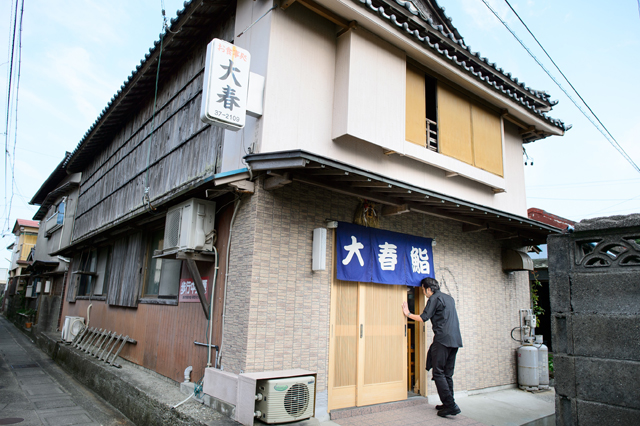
[16,219,39,228]
[13,219,39,234]
[356,0,568,137]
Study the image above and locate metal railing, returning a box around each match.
[426,118,438,152]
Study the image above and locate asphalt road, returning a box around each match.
[0,315,134,426]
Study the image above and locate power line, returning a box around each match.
[527,177,640,189]
[502,0,637,173]
[480,0,640,174]
[527,197,636,202]
[3,0,21,233]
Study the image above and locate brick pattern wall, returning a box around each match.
[223,177,530,395]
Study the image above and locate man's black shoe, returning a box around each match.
[437,404,461,417]
[435,404,444,410]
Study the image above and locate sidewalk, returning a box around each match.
[0,315,134,425]
[2,315,554,426]
[321,386,555,426]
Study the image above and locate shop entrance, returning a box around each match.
[328,279,407,410]
[406,286,425,395]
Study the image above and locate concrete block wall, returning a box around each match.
[222,177,530,397]
[548,214,640,426]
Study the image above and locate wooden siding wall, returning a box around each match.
[59,204,234,382]
[71,18,234,242]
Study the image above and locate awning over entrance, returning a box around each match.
[244,150,560,246]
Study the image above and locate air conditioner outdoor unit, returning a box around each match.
[255,376,316,424]
[61,316,84,343]
[163,198,216,252]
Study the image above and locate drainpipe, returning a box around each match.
[216,196,243,369]
[207,246,219,368]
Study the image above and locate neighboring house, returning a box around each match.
[42,0,567,418]
[2,219,39,314]
[527,208,576,351]
[0,267,7,296]
[26,152,81,333]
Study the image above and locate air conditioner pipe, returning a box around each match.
[86,304,93,328]
[171,392,195,410]
[207,246,219,368]
[184,366,193,383]
[216,196,243,369]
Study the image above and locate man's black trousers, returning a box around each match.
[429,341,459,408]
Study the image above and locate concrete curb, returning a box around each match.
[31,330,240,426]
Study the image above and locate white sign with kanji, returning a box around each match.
[201,39,251,130]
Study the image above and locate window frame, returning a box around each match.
[74,245,111,300]
[140,226,183,301]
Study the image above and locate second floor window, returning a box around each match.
[406,62,504,177]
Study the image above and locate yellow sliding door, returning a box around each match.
[329,279,407,410]
[329,279,359,409]
[357,282,407,406]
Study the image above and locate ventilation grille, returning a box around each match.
[165,208,182,250]
[284,383,310,417]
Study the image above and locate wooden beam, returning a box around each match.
[349,182,392,188]
[184,257,210,320]
[294,0,351,28]
[293,176,401,206]
[408,204,485,227]
[462,223,489,233]
[382,204,410,216]
[264,173,292,191]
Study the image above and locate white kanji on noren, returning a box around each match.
[343,236,365,267]
[411,246,430,274]
[378,242,398,271]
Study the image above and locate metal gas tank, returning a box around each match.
[535,335,549,389]
[517,344,539,390]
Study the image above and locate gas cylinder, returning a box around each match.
[535,335,549,389]
[517,344,539,390]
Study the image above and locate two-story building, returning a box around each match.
[47,0,566,419]
[26,152,81,333]
[2,219,39,315]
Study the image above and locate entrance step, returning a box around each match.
[330,397,428,420]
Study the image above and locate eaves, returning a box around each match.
[244,150,561,245]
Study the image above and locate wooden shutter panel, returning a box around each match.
[66,257,81,302]
[406,64,426,147]
[471,105,503,176]
[107,232,144,307]
[437,83,473,165]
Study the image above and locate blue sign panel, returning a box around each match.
[336,221,434,286]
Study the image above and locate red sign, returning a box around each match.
[179,277,209,303]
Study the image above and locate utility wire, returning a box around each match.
[8,0,25,229]
[502,0,638,173]
[4,0,20,232]
[481,0,640,174]
[142,1,169,214]
[3,0,24,232]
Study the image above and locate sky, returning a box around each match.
[1,0,639,269]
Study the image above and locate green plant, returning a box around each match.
[530,272,544,327]
[17,308,37,317]
[548,353,554,378]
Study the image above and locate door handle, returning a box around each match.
[360,324,363,338]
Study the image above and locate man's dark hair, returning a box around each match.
[421,277,440,293]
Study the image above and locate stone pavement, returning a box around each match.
[0,315,133,426]
[325,398,485,426]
